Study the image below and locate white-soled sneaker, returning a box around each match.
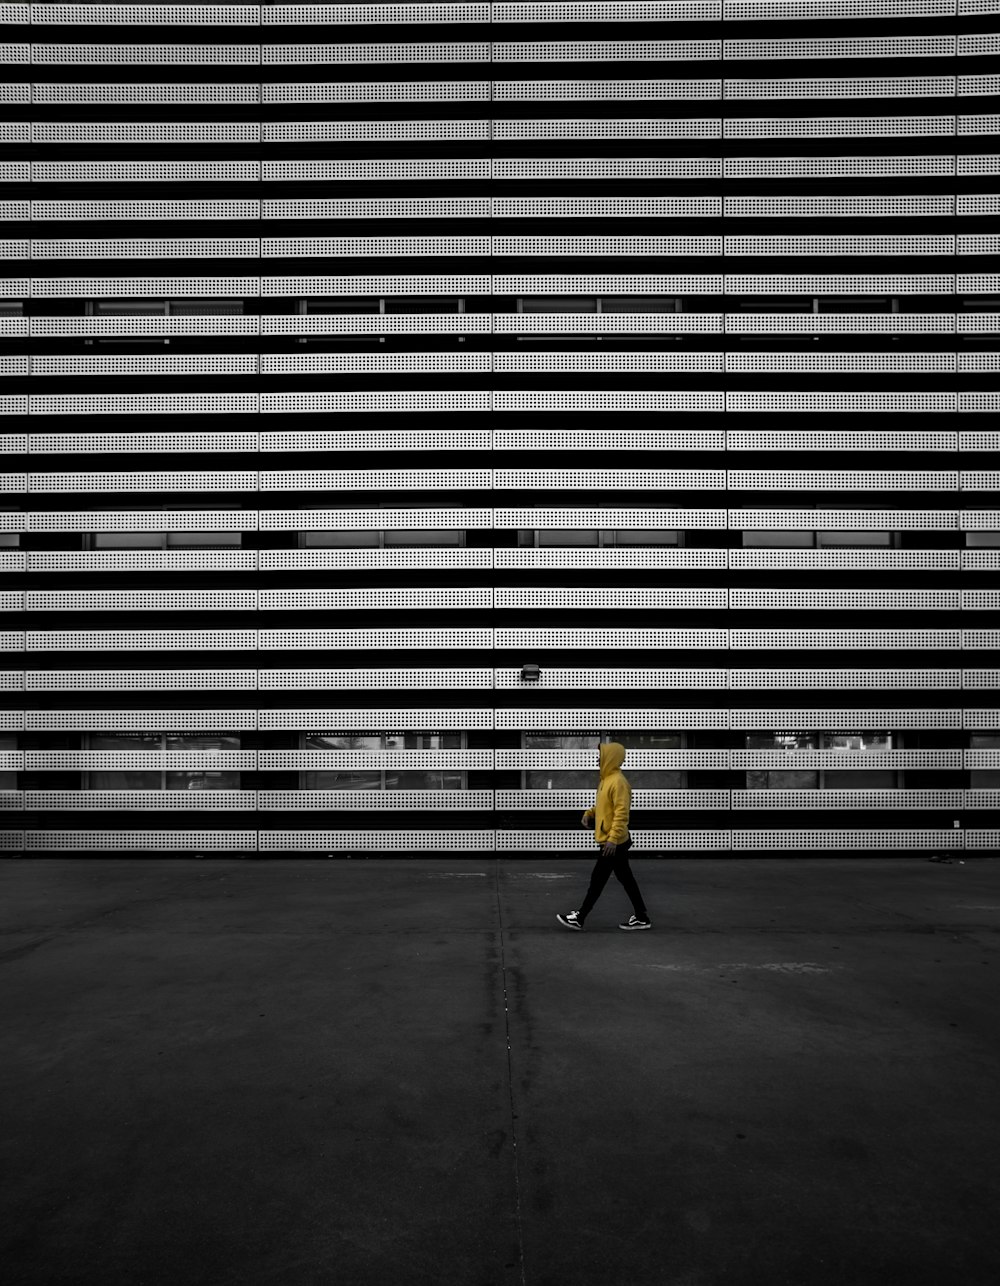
[557,911,584,931]
[619,916,652,931]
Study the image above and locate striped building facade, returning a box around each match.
[1,0,998,855]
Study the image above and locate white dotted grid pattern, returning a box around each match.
[258,833,495,852]
[24,833,259,852]
[731,551,960,570]
[729,833,962,853]
[256,793,494,812]
[496,831,730,851]
[498,791,730,809]
[23,792,255,811]
[734,791,963,810]
[728,631,961,650]
[257,708,492,730]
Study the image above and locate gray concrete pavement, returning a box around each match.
[2,857,998,1286]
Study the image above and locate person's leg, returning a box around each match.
[577,850,615,921]
[613,847,649,921]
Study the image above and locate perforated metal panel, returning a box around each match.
[28,472,193,501]
[964,708,1000,729]
[31,393,259,416]
[494,197,720,219]
[959,393,1000,413]
[497,549,727,569]
[496,588,726,610]
[261,508,489,531]
[26,510,252,532]
[734,750,960,770]
[263,121,489,142]
[494,158,721,180]
[495,469,723,491]
[493,80,721,101]
[728,318,955,338]
[730,671,961,690]
[263,159,490,182]
[725,78,955,100]
[29,433,258,455]
[502,316,723,342]
[494,41,719,61]
[258,751,490,770]
[257,708,492,730]
[494,1,720,16]
[258,831,494,852]
[730,630,961,651]
[260,431,492,452]
[34,162,260,183]
[725,236,953,257]
[496,830,729,851]
[24,792,254,812]
[731,551,959,571]
[497,749,727,768]
[495,392,724,412]
[25,832,258,852]
[27,630,258,652]
[726,274,952,295]
[27,670,258,691]
[33,81,260,99]
[261,549,492,572]
[496,273,720,295]
[497,706,727,730]
[261,239,488,261]
[723,0,955,15]
[499,790,730,810]
[258,628,492,650]
[726,355,956,374]
[263,3,490,21]
[30,552,258,573]
[964,634,1000,651]
[32,356,258,378]
[496,430,724,451]
[966,751,1000,768]
[262,317,490,335]
[27,752,254,770]
[32,240,260,260]
[26,590,257,612]
[258,588,491,611]
[262,82,490,103]
[725,196,953,218]
[731,509,958,530]
[964,553,1000,570]
[262,469,488,491]
[257,669,492,690]
[493,669,728,690]
[26,709,257,730]
[495,507,724,528]
[493,118,721,139]
[736,791,963,810]
[725,36,953,59]
[258,791,493,812]
[262,44,490,64]
[731,708,961,729]
[32,200,260,222]
[730,831,961,852]
[33,122,260,144]
[727,432,955,453]
[32,4,261,23]
[32,319,259,337]
[260,392,490,415]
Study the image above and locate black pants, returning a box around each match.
[578,837,648,922]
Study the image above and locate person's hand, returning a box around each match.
[601,842,617,858]
[580,812,592,828]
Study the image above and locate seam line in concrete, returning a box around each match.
[495,858,527,1286]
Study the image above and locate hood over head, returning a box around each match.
[599,742,626,777]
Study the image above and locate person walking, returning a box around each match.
[557,741,652,931]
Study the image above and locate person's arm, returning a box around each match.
[605,777,631,845]
[580,806,595,828]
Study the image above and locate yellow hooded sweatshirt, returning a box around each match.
[582,742,631,845]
